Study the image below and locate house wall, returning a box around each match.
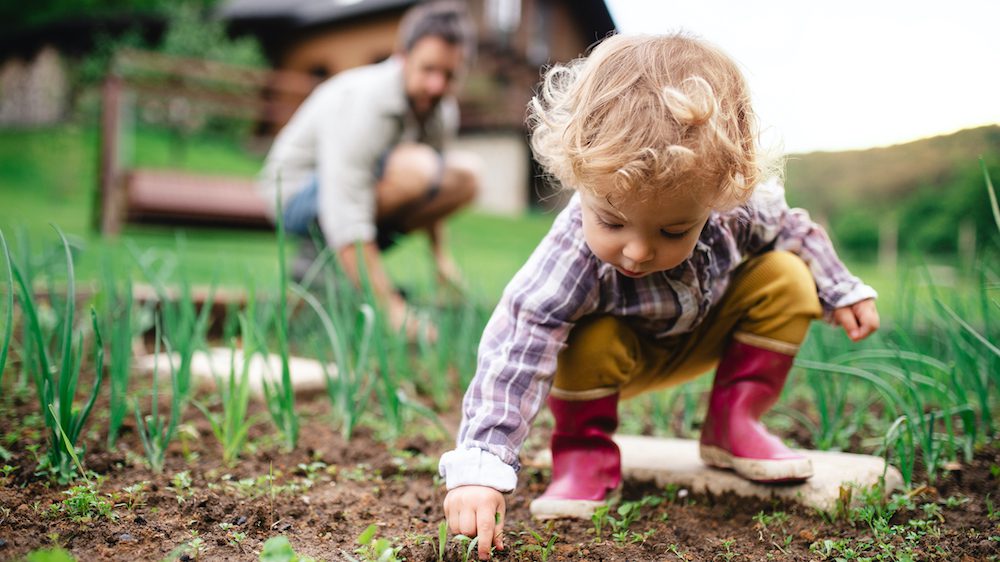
[279,15,399,78]
[452,131,531,215]
[266,0,610,215]
[0,46,69,126]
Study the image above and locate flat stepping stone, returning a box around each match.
[532,435,903,511]
[135,347,333,398]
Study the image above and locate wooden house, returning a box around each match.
[219,0,617,213]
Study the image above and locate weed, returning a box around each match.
[590,504,610,541]
[0,229,13,389]
[261,185,298,451]
[355,524,403,562]
[182,530,205,560]
[102,261,133,450]
[195,313,257,465]
[119,481,148,511]
[133,316,182,473]
[667,543,688,559]
[169,470,194,504]
[260,535,316,562]
[451,534,482,562]
[23,548,77,562]
[520,524,558,561]
[435,520,447,562]
[58,481,114,522]
[13,227,106,483]
[0,464,15,485]
[716,538,739,561]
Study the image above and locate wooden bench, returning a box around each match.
[96,50,320,235]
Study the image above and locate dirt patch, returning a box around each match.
[0,388,997,561]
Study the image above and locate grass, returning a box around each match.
[0,123,997,508]
[12,226,105,483]
[0,124,553,301]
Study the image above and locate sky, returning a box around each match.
[603,0,1000,154]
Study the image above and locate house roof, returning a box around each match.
[219,0,615,35]
[218,0,419,26]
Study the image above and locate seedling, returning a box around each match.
[259,535,316,562]
[133,316,182,473]
[196,313,257,465]
[169,470,194,504]
[435,520,447,562]
[13,227,106,483]
[260,184,299,451]
[523,526,558,561]
[57,481,114,523]
[451,535,481,562]
[0,229,13,389]
[355,524,403,562]
[119,481,148,511]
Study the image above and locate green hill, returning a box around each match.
[783,125,1000,257]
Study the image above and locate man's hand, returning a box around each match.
[443,485,505,560]
[832,298,879,342]
[435,254,466,293]
[387,295,438,343]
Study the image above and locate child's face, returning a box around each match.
[580,189,711,278]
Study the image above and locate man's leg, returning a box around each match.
[280,178,322,282]
[375,142,479,235]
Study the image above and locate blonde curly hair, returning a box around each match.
[529,33,779,210]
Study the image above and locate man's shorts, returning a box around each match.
[281,147,443,251]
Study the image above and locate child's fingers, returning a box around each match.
[494,504,506,551]
[856,300,880,337]
[476,507,496,560]
[458,508,478,539]
[834,307,861,340]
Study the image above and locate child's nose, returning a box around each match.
[622,239,654,264]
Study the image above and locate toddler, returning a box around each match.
[439,33,879,560]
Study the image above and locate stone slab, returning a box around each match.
[533,435,902,512]
[135,347,334,398]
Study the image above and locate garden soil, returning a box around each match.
[0,388,997,561]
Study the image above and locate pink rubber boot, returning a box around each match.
[529,393,621,519]
[699,340,813,483]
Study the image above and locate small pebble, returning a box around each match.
[0,538,7,548]
[118,534,136,543]
[232,515,247,526]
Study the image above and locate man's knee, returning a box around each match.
[554,316,635,392]
[382,143,442,199]
[442,151,481,206]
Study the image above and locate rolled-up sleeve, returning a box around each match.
[439,201,600,490]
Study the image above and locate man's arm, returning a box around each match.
[337,241,421,339]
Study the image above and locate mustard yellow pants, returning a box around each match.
[551,251,823,401]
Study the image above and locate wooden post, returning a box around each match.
[96,74,123,236]
[878,216,898,274]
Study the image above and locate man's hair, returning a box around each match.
[528,33,779,210]
[397,1,476,60]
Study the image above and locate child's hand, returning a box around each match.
[443,485,505,560]
[832,298,879,342]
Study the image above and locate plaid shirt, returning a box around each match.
[438,179,877,491]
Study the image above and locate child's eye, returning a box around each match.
[660,229,689,240]
[597,218,623,230]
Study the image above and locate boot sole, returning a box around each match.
[529,489,621,520]
[700,445,813,483]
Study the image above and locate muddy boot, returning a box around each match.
[699,340,812,483]
[529,393,621,519]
